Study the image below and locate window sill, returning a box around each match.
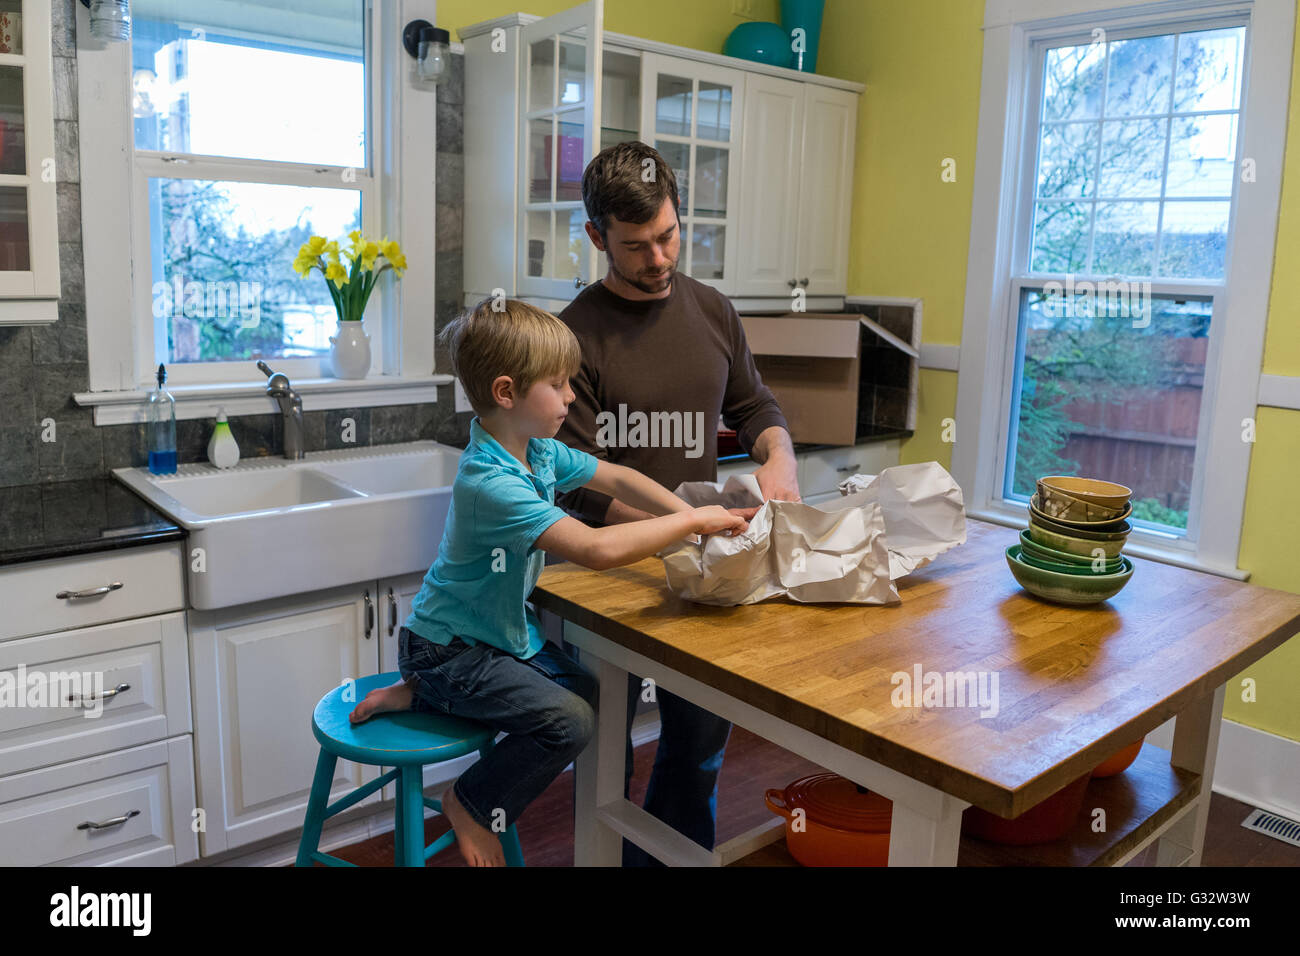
[968,505,1250,582]
[75,374,455,426]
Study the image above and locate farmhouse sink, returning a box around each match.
[114,441,463,609]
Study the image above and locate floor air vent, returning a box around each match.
[1241,808,1300,847]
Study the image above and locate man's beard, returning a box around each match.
[609,254,676,295]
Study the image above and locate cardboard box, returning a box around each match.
[739,311,919,446]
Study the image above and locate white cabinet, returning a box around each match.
[0,544,197,865]
[462,7,862,307]
[0,542,185,641]
[0,736,198,865]
[640,52,745,293]
[189,582,380,855]
[378,571,425,673]
[0,0,60,324]
[515,1,604,300]
[737,75,857,298]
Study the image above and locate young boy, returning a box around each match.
[348,297,747,867]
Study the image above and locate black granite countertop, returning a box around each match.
[718,427,913,465]
[0,477,185,567]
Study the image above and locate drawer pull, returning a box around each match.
[835,463,862,473]
[67,682,131,707]
[387,588,397,637]
[364,589,374,639]
[56,582,124,600]
[77,809,140,831]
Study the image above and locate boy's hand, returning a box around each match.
[727,505,761,521]
[693,505,749,537]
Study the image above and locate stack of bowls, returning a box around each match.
[1006,476,1136,605]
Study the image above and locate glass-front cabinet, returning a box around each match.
[516,1,602,299]
[639,53,743,293]
[0,0,59,320]
[461,3,859,307]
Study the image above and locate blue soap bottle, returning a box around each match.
[147,363,178,474]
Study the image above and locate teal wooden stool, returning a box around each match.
[295,672,525,867]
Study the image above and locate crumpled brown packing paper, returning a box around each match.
[658,461,966,606]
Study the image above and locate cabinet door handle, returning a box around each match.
[387,588,397,637]
[364,590,374,639]
[574,276,588,288]
[835,463,862,473]
[799,278,810,287]
[67,682,131,707]
[56,582,124,600]
[787,278,798,288]
[77,809,140,831]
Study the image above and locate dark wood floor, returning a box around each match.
[312,726,1300,867]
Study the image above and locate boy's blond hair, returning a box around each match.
[440,297,581,416]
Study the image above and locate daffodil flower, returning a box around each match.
[380,239,407,275]
[325,260,349,289]
[360,241,380,272]
[292,252,317,277]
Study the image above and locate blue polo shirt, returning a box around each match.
[403,417,599,659]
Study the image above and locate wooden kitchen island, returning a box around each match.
[532,519,1300,866]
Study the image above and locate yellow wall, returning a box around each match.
[437,1,1299,738]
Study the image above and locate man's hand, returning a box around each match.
[727,505,761,521]
[753,454,800,503]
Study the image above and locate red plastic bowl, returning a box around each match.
[961,772,1091,845]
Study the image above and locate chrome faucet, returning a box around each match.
[257,361,305,460]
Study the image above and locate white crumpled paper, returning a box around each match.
[658,461,967,606]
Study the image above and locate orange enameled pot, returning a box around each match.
[1091,739,1143,777]
[765,773,892,866]
[961,772,1091,845]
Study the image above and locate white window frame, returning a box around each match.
[951,0,1295,579]
[74,0,446,423]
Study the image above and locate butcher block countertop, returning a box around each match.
[534,519,1300,822]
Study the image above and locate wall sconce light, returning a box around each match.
[402,20,450,84]
[79,0,132,42]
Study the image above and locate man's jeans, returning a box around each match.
[622,672,732,867]
[397,626,597,831]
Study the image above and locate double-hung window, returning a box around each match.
[78,0,440,412]
[954,0,1294,577]
[131,1,371,381]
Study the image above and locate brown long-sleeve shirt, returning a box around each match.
[554,273,789,526]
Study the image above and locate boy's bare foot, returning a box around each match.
[442,785,506,867]
[348,677,415,724]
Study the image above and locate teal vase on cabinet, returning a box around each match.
[781,0,825,73]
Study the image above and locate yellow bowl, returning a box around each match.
[1038,476,1132,510]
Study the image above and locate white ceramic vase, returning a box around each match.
[329,321,371,379]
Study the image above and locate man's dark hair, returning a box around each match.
[581,141,680,239]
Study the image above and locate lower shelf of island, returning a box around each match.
[728,744,1202,867]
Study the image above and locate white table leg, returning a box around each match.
[572,632,627,867]
[886,788,967,866]
[1156,683,1225,866]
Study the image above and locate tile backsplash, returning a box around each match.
[0,1,473,490]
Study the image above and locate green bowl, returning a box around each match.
[1028,506,1131,541]
[1025,520,1126,558]
[1006,545,1134,605]
[1020,531,1123,572]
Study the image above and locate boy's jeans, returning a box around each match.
[622,673,732,867]
[397,627,596,831]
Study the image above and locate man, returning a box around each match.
[555,141,801,865]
